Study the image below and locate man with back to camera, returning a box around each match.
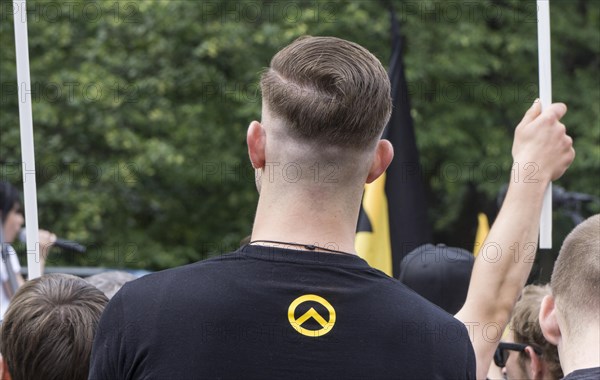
[90,36,574,378]
[539,214,600,380]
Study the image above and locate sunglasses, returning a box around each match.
[494,342,542,367]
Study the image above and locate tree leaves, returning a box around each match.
[1,0,598,269]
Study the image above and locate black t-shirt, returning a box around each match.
[90,245,476,379]
[562,367,600,380]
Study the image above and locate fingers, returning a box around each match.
[518,99,542,127]
[38,231,56,263]
[540,102,567,123]
[553,103,567,119]
[38,229,57,246]
[547,109,575,181]
[518,101,567,130]
[512,100,575,183]
[517,102,569,140]
[552,134,576,180]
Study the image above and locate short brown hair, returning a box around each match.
[551,214,600,334]
[0,273,108,380]
[260,36,392,149]
[511,285,563,379]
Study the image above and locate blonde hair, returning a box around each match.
[511,284,563,379]
[551,214,600,335]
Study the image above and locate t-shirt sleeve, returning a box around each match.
[89,287,127,379]
[446,317,477,379]
[562,367,600,379]
[455,317,477,379]
[465,334,477,379]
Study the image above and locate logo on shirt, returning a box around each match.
[288,294,336,337]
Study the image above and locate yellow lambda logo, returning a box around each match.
[288,294,336,337]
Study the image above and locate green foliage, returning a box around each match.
[1,0,598,270]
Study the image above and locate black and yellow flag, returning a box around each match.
[356,10,431,277]
[473,212,490,257]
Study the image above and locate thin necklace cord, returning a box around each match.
[247,240,354,256]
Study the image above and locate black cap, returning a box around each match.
[398,244,474,315]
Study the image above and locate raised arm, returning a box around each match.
[454,100,575,379]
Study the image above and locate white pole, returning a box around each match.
[537,0,553,249]
[13,0,42,279]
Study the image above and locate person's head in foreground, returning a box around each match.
[539,214,600,379]
[497,284,562,380]
[249,36,394,253]
[0,273,108,380]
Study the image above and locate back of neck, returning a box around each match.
[560,323,600,376]
[251,186,360,255]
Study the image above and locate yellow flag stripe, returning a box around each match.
[355,173,393,276]
[473,212,490,257]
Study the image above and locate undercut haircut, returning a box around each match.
[0,273,108,380]
[551,214,600,333]
[512,285,563,380]
[260,36,392,149]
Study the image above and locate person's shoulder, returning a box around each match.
[379,276,461,321]
[562,367,600,380]
[114,250,245,296]
[373,278,475,378]
[382,278,471,340]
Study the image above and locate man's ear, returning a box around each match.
[247,121,266,169]
[539,295,561,346]
[525,346,543,379]
[366,139,394,184]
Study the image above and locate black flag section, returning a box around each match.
[356,9,432,277]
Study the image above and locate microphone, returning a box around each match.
[19,229,86,253]
[552,186,599,205]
